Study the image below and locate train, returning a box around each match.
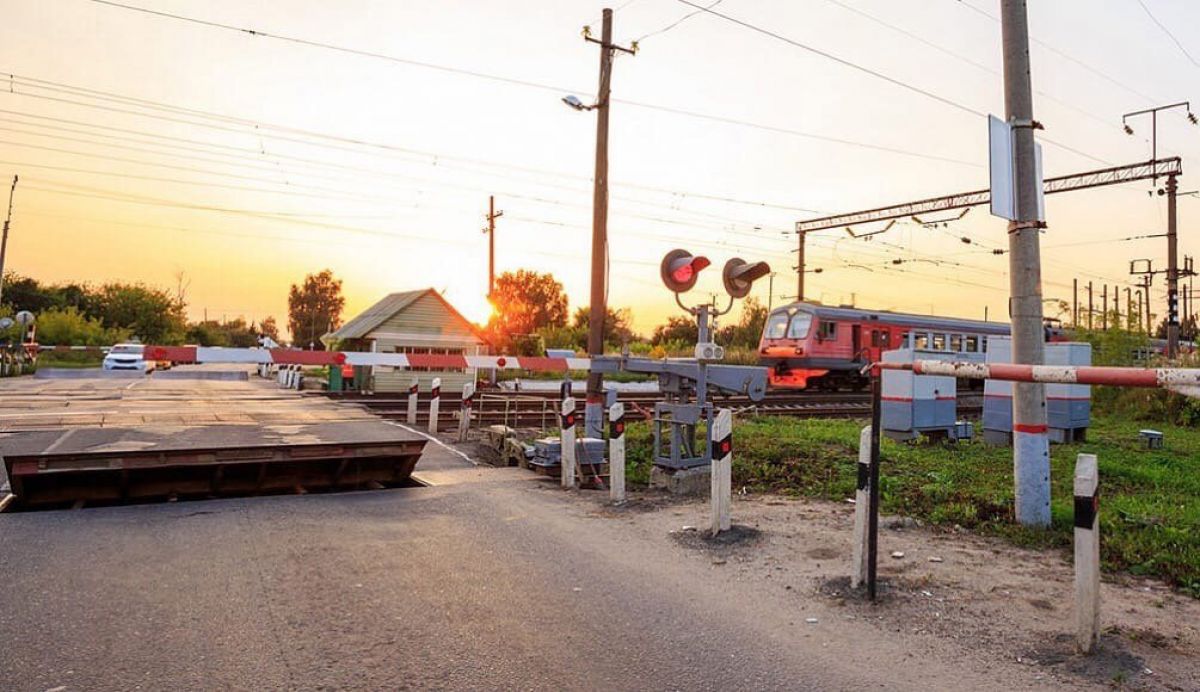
[757,301,1183,391]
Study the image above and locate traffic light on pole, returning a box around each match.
[722,258,771,298]
[661,249,711,293]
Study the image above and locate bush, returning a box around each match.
[33,307,129,346]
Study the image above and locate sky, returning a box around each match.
[1,0,1199,338]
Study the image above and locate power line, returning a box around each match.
[634,0,723,43]
[68,1,993,169]
[1133,0,1200,69]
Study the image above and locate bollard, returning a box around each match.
[852,425,871,589]
[1074,453,1100,654]
[428,377,441,434]
[609,402,626,504]
[458,382,475,442]
[710,408,732,535]
[560,396,577,489]
[406,377,419,425]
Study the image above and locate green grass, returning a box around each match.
[622,414,1200,596]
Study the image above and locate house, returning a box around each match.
[323,289,488,394]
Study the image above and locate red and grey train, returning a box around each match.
[759,302,1026,391]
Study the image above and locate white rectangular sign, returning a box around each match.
[988,114,1045,222]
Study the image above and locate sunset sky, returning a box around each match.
[2,0,1199,337]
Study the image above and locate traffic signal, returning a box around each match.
[660,249,711,293]
[722,258,771,298]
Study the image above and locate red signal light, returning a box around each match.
[661,249,710,293]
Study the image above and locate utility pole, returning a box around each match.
[483,195,503,299]
[1166,174,1180,356]
[1125,287,1132,331]
[1087,281,1093,329]
[1143,275,1153,334]
[795,231,807,301]
[583,9,635,439]
[1072,278,1078,327]
[767,271,777,311]
[0,175,17,307]
[1136,289,1144,333]
[1001,0,1051,527]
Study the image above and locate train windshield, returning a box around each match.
[765,313,790,339]
[787,313,813,339]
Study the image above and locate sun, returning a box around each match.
[451,291,496,326]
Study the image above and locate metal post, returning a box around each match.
[1167,174,1179,357]
[867,371,883,600]
[1087,282,1093,330]
[1001,0,1051,527]
[0,176,17,307]
[1073,278,1078,327]
[796,231,806,301]
[585,8,616,441]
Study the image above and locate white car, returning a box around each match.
[102,343,155,372]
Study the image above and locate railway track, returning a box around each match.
[323,389,982,430]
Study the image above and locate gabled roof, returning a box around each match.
[324,288,484,342]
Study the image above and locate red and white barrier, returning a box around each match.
[879,360,1200,394]
[141,346,590,372]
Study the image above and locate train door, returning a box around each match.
[851,325,863,362]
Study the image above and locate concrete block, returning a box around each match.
[650,464,712,496]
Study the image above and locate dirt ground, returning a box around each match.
[567,486,1200,690]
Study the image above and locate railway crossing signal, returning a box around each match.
[722,258,771,299]
[660,249,711,294]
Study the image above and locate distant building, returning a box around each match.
[323,289,487,394]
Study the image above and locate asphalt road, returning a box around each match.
[0,443,1051,691]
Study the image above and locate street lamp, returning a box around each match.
[561,94,597,112]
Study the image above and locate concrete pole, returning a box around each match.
[1087,282,1093,330]
[1073,278,1078,327]
[1102,285,1108,330]
[406,376,419,425]
[457,382,475,442]
[608,402,625,504]
[851,425,872,589]
[428,377,441,434]
[584,8,615,441]
[0,176,16,307]
[1074,453,1100,654]
[560,396,577,489]
[1001,0,1051,527]
[1167,174,1179,357]
[710,408,732,535]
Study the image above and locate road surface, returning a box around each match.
[0,440,1075,690]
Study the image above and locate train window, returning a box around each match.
[965,336,978,352]
[870,330,890,348]
[932,333,946,350]
[787,313,814,339]
[765,313,789,339]
[914,333,929,349]
[819,321,837,340]
[950,335,963,352]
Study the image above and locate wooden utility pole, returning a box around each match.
[583,9,634,439]
[1001,0,1051,527]
[484,195,503,298]
[0,175,17,307]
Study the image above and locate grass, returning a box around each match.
[621,414,1200,596]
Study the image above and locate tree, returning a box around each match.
[717,297,768,349]
[288,269,345,349]
[486,270,568,350]
[92,282,186,344]
[571,306,635,349]
[258,316,280,342]
[651,315,698,347]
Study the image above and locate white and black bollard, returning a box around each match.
[609,402,626,504]
[1074,453,1100,654]
[852,425,872,589]
[458,382,475,442]
[560,396,577,489]
[406,377,419,425]
[428,377,441,434]
[710,408,733,535]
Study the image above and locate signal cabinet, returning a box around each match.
[880,349,959,441]
[982,337,1091,444]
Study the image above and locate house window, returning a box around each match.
[394,346,467,372]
